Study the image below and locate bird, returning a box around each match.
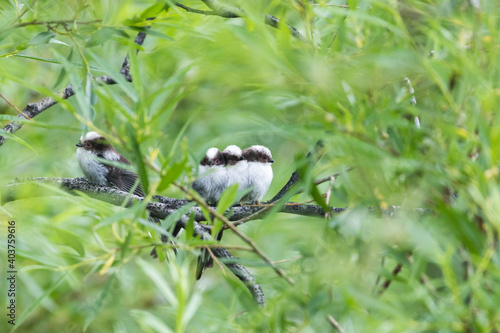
[191,147,229,279]
[223,145,249,194]
[76,131,178,258]
[192,147,228,204]
[242,145,274,204]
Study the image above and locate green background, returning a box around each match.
[0,0,499,332]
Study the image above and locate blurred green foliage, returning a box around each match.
[0,0,499,332]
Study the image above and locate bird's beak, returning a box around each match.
[76,143,83,147]
[270,159,275,163]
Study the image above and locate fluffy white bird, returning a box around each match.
[192,147,228,204]
[223,145,249,194]
[242,145,274,203]
[76,131,178,258]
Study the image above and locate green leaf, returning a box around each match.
[121,229,134,259]
[131,310,174,333]
[139,1,169,20]
[52,50,73,89]
[127,125,149,195]
[13,53,106,72]
[29,31,56,45]
[86,27,129,47]
[184,213,195,241]
[212,219,223,240]
[136,258,178,306]
[0,130,38,155]
[49,39,71,48]
[137,28,173,41]
[15,273,68,329]
[83,274,116,331]
[157,161,186,192]
[310,184,330,212]
[54,228,85,256]
[216,184,239,215]
[160,202,196,235]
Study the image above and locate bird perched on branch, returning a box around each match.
[223,145,249,194]
[192,147,230,279]
[192,147,228,204]
[242,145,274,204]
[76,131,178,258]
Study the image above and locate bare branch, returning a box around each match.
[176,1,306,40]
[0,86,75,147]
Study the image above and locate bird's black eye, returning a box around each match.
[85,142,91,147]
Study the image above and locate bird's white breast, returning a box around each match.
[246,162,273,202]
[227,161,249,191]
[77,148,108,185]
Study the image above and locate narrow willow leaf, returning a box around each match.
[83,273,116,331]
[86,27,129,48]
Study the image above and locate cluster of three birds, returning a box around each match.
[192,145,275,204]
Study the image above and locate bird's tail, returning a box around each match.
[149,216,182,259]
[196,229,224,280]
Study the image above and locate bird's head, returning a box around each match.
[242,145,274,164]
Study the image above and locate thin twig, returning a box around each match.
[207,247,226,277]
[13,19,102,28]
[175,3,218,15]
[0,93,33,120]
[326,315,345,333]
[314,167,354,186]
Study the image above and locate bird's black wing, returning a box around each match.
[101,154,145,197]
[108,167,145,197]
